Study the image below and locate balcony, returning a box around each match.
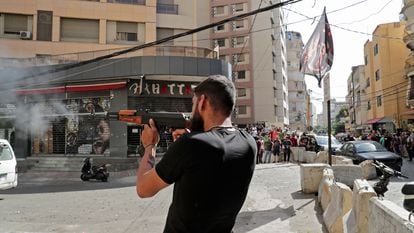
[107,0,145,5]
[0,46,218,68]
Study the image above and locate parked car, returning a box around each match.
[335,140,402,172]
[314,135,343,154]
[0,139,18,190]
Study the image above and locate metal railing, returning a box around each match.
[107,0,145,5]
[0,45,218,68]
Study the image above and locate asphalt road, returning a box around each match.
[0,163,326,233]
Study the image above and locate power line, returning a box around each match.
[336,0,396,25]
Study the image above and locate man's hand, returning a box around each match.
[172,128,190,142]
[141,119,160,148]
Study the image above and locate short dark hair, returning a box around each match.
[194,75,236,116]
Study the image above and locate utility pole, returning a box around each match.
[351,69,356,131]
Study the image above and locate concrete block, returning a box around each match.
[300,163,330,194]
[369,198,414,233]
[305,151,317,163]
[314,151,329,163]
[318,167,334,211]
[360,160,377,180]
[332,165,364,188]
[343,179,376,233]
[291,147,305,162]
[333,156,354,165]
[323,182,353,233]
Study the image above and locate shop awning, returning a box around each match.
[15,81,127,95]
[365,117,382,124]
[378,117,394,123]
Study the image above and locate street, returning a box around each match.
[0,163,326,233]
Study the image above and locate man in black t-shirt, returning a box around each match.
[136,75,257,233]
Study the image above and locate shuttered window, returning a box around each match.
[61,18,99,42]
[116,22,137,41]
[4,14,28,34]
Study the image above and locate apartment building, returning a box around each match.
[209,0,288,127]
[286,31,307,131]
[364,22,410,132]
[0,0,230,158]
[346,65,368,134]
[402,0,414,123]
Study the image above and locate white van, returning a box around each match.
[0,139,18,190]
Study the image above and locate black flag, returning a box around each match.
[299,8,334,87]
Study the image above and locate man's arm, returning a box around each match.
[136,120,169,198]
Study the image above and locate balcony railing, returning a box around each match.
[156,4,179,15]
[107,0,145,5]
[0,45,218,68]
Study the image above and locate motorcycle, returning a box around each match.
[80,157,110,182]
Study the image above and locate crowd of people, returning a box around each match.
[247,125,299,164]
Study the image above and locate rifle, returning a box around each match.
[106,110,191,131]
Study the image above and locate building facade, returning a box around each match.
[209,0,288,127]
[286,31,307,131]
[346,65,368,135]
[0,0,229,158]
[364,22,411,132]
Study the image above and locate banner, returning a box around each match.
[300,7,334,87]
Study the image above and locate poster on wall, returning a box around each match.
[66,97,111,155]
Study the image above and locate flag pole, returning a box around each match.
[327,99,332,165]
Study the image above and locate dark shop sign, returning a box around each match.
[128,80,198,97]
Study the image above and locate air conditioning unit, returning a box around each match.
[19,31,31,40]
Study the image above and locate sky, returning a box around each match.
[283,0,403,113]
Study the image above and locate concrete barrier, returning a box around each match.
[359,160,377,180]
[318,167,334,211]
[332,165,364,188]
[291,147,305,162]
[323,182,353,233]
[314,151,329,163]
[300,163,330,194]
[333,156,354,165]
[304,151,317,163]
[343,179,377,233]
[368,198,414,233]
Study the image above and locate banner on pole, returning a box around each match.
[299,7,334,87]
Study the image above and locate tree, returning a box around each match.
[333,107,347,135]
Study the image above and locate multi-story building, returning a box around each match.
[210,0,288,127]
[0,0,230,159]
[286,31,307,131]
[346,65,368,135]
[401,0,414,125]
[364,22,410,132]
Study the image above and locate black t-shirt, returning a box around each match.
[155,128,257,233]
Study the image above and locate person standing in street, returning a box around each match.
[263,134,273,163]
[283,135,292,162]
[136,75,257,233]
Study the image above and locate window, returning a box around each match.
[366,78,370,87]
[234,3,244,12]
[219,55,226,61]
[116,22,138,41]
[233,36,245,47]
[375,69,380,81]
[274,105,278,116]
[60,18,99,43]
[283,92,287,102]
[237,70,246,79]
[233,53,245,62]
[376,96,382,107]
[273,87,277,98]
[157,3,179,14]
[217,38,225,47]
[367,101,371,110]
[237,88,247,97]
[234,20,244,29]
[287,61,291,66]
[374,44,379,56]
[237,105,247,115]
[364,55,368,65]
[157,28,174,45]
[216,24,225,31]
[213,6,224,15]
[4,13,29,35]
